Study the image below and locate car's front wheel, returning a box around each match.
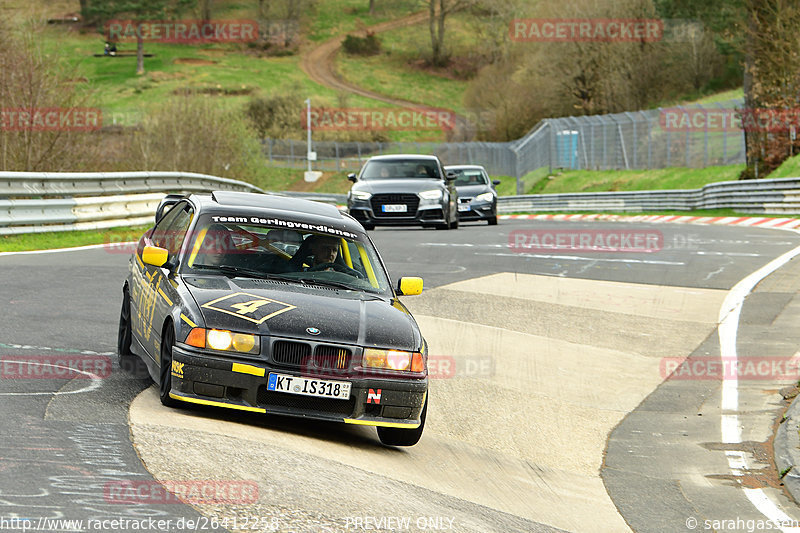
[159,325,179,407]
[377,397,427,447]
[488,216,498,226]
[117,289,133,358]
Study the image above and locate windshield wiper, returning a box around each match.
[294,277,357,290]
[193,264,268,279]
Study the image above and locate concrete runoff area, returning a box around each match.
[129,273,728,532]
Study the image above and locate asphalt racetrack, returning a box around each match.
[3,219,800,532]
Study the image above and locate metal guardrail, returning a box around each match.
[0,171,265,236]
[0,171,264,198]
[496,177,800,215]
[4,172,800,237]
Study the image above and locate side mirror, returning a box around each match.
[445,171,457,182]
[142,245,169,267]
[492,180,501,186]
[347,173,357,183]
[397,277,423,296]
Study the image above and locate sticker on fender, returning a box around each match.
[267,373,351,400]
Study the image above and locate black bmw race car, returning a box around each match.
[118,191,429,446]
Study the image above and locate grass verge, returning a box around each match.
[0,225,150,253]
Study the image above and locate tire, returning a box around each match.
[117,289,133,358]
[451,216,459,229]
[159,325,179,407]
[377,397,427,447]
[362,223,375,231]
[488,216,498,226]
[118,289,150,377]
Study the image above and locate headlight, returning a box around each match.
[475,192,495,202]
[185,328,260,355]
[352,190,372,200]
[419,189,443,201]
[362,348,425,372]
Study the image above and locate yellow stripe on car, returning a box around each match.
[169,392,266,413]
[340,239,353,268]
[356,243,379,288]
[344,419,421,429]
[180,314,197,328]
[231,363,266,377]
[157,288,172,305]
[186,227,208,267]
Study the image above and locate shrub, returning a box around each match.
[342,32,381,56]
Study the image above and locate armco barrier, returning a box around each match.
[4,172,800,235]
[0,171,265,236]
[496,177,800,215]
[0,171,263,198]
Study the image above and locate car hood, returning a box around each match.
[183,276,420,350]
[353,179,445,195]
[455,184,492,197]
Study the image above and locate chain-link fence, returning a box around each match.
[263,98,747,193]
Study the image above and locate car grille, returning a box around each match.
[257,388,356,416]
[314,345,352,371]
[272,340,311,366]
[270,341,352,371]
[458,196,473,204]
[371,193,419,218]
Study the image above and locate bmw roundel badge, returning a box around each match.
[306,327,321,335]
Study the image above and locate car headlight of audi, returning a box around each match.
[418,189,443,206]
[351,190,372,201]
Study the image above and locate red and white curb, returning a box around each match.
[500,213,800,229]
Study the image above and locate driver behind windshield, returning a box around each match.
[307,235,340,267]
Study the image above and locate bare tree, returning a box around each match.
[422,0,475,67]
[741,0,800,178]
[200,0,212,21]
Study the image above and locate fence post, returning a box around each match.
[625,112,637,168]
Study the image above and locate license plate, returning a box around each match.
[382,204,407,213]
[458,204,471,212]
[267,373,351,400]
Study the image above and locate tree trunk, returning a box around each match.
[79,0,91,23]
[369,0,375,15]
[136,28,145,76]
[201,0,212,22]
[436,0,446,66]
[428,0,439,66]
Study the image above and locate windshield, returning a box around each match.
[180,216,392,295]
[449,168,489,186]
[361,160,441,180]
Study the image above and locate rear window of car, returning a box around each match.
[361,160,441,180]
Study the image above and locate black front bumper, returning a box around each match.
[457,201,497,221]
[169,346,427,428]
[349,206,447,227]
